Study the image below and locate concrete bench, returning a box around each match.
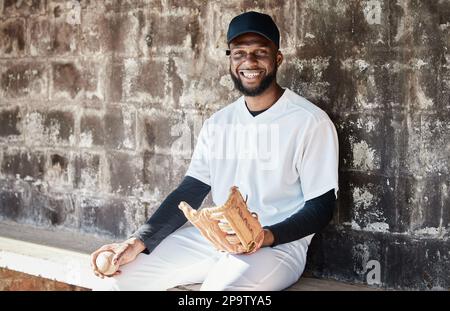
[0,220,379,291]
[0,220,112,290]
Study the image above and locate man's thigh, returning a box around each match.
[93,226,221,291]
[200,237,309,291]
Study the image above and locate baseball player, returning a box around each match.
[90,11,339,291]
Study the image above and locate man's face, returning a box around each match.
[228,33,283,97]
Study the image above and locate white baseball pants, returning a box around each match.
[93,225,309,291]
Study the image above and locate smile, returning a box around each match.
[239,69,264,80]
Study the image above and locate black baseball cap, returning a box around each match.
[227,11,280,48]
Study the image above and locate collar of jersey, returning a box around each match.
[238,88,289,123]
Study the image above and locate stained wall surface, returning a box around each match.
[0,0,449,289]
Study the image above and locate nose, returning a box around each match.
[243,52,258,63]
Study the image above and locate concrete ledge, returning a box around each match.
[0,221,381,291]
[0,220,114,290]
[0,236,100,289]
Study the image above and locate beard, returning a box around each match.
[230,65,278,97]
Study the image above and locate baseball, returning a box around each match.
[95,251,119,276]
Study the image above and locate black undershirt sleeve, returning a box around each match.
[264,189,336,246]
[131,175,211,253]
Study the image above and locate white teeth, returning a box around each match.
[242,71,261,78]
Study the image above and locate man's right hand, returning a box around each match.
[90,237,146,278]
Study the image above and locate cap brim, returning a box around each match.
[227,30,277,47]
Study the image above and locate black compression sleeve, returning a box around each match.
[131,176,211,253]
[264,189,336,246]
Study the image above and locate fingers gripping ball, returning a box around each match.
[95,251,119,276]
[179,186,264,254]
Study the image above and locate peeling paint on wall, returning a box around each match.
[352,140,377,171]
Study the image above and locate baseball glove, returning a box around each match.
[178,186,264,254]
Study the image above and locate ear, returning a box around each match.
[276,51,283,67]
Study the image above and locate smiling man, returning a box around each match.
[90,11,339,291]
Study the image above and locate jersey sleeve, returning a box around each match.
[297,119,339,201]
[185,118,211,186]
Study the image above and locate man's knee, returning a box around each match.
[199,254,304,291]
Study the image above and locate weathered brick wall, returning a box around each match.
[0,268,89,290]
[0,0,449,289]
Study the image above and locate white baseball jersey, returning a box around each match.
[186,88,339,233]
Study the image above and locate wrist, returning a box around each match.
[127,237,146,253]
[262,229,274,247]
